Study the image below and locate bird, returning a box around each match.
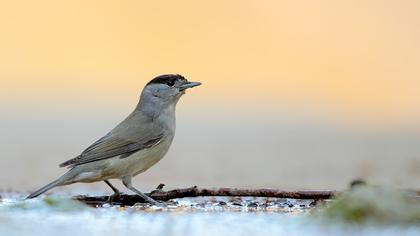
[26,74,201,204]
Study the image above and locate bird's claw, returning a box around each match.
[144,197,168,207]
[107,192,123,204]
[153,201,169,207]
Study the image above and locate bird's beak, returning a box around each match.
[179,81,202,90]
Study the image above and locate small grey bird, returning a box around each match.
[27,74,201,204]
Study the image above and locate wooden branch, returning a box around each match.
[74,185,336,206]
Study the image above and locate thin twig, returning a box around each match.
[73,185,336,206]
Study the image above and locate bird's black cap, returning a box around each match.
[147,74,186,86]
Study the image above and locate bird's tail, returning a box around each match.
[26,177,67,199]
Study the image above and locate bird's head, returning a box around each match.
[139,74,201,110]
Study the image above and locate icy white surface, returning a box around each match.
[1,196,419,236]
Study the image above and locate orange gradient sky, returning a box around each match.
[1,0,420,127]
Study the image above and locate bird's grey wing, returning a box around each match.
[58,134,163,167]
[59,112,165,168]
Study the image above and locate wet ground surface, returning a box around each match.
[91,196,318,213]
[1,193,420,236]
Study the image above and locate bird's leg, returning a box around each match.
[104,180,120,194]
[104,180,122,204]
[122,176,161,205]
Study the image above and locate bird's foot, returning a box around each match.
[107,192,123,205]
[141,195,168,207]
[152,200,170,208]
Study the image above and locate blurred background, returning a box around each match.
[1,0,419,194]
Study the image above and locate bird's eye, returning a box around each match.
[166,81,175,86]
